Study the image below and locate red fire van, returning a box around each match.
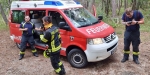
[9,0,118,68]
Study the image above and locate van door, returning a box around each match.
[9,10,25,43]
[48,11,70,56]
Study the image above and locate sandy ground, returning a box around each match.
[0,28,150,75]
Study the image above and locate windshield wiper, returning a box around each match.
[78,24,91,28]
[92,20,99,24]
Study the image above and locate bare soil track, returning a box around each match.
[0,28,150,75]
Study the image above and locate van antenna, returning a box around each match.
[17,4,19,8]
[34,3,37,7]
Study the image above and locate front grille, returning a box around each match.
[104,32,116,43]
[107,43,117,52]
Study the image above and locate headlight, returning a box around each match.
[87,38,103,45]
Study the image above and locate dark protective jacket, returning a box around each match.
[40,25,61,52]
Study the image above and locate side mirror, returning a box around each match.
[59,22,71,31]
[98,15,103,20]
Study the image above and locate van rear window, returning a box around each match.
[12,10,25,24]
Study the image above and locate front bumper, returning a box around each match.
[85,35,118,62]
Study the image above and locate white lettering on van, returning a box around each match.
[86,23,110,34]
[12,35,22,41]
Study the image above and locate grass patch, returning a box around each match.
[140,18,150,32]
[0,19,8,30]
[0,24,8,30]
[0,15,8,30]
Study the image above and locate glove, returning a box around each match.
[43,50,50,58]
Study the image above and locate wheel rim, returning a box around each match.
[72,53,83,64]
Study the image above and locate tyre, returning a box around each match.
[16,43,21,49]
[67,48,88,68]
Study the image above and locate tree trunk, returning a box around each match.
[117,0,122,15]
[124,0,128,9]
[111,0,117,17]
[87,0,95,13]
[0,3,8,25]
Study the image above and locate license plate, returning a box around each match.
[111,48,117,55]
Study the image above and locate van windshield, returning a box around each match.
[63,8,99,28]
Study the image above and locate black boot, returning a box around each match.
[133,55,140,64]
[19,54,24,60]
[60,65,66,75]
[33,52,38,57]
[121,54,129,63]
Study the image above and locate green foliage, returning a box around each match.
[0,15,7,30]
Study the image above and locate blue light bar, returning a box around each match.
[74,0,80,4]
[44,1,63,6]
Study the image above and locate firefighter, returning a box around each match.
[38,16,66,75]
[19,16,38,60]
[121,8,144,64]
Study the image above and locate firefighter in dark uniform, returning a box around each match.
[121,8,144,64]
[19,16,38,60]
[38,16,65,75]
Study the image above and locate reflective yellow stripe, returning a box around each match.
[20,51,25,54]
[55,68,61,73]
[51,40,55,48]
[50,29,60,52]
[51,35,54,41]
[58,34,61,39]
[48,49,51,52]
[58,62,63,66]
[48,45,61,52]
[40,35,48,43]
[51,45,61,52]
[32,49,37,53]
[51,31,55,35]
[30,22,33,26]
[123,50,130,54]
[22,22,26,28]
[23,22,33,28]
[133,52,139,55]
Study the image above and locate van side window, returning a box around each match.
[48,11,67,28]
[12,10,25,24]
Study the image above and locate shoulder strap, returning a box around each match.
[22,22,26,28]
[30,22,34,27]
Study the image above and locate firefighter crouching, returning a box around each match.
[37,16,66,75]
[19,16,38,60]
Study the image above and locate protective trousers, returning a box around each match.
[20,35,37,57]
[123,30,140,60]
[50,50,65,75]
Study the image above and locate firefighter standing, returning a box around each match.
[38,16,66,75]
[121,8,144,64]
[19,16,38,60]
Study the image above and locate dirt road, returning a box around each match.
[0,29,150,75]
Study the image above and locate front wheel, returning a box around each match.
[67,49,88,68]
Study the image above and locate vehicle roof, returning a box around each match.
[11,0,83,10]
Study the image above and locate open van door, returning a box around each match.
[9,10,26,47]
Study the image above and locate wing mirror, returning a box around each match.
[98,15,103,20]
[59,22,71,31]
